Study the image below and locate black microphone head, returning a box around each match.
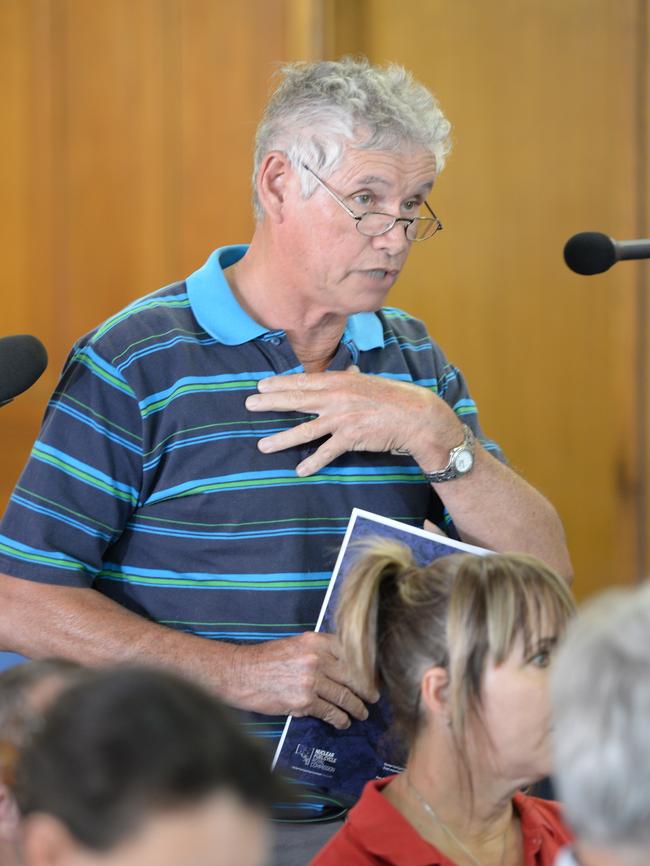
[564,231,617,275]
[0,334,48,404]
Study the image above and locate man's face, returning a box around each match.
[284,146,437,318]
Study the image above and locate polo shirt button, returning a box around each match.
[269,336,282,346]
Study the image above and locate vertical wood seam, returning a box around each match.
[635,0,648,581]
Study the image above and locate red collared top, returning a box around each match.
[309,777,572,866]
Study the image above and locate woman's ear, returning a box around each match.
[256,151,293,222]
[420,666,450,723]
[21,813,82,866]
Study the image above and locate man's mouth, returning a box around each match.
[363,269,399,279]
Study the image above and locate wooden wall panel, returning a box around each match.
[176,0,288,269]
[346,0,643,597]
[0,0,59,504]
[57,0,174,341]
[643,0,650,583]
[0,0,289,511]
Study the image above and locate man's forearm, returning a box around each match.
[0,572,375,724]
[432,445,573,582]
[0,573,246,702]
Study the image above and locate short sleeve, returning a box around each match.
[426,344,508,537]
[434,354,507,464]
[0,341,143,587]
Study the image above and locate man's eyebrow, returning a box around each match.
[354,176,435,194]
[355,175,390,187]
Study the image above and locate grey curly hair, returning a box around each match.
[252,57,452,221]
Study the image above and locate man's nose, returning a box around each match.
[372,222,410,256]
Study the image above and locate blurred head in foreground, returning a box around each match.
[14,666,277,866]
[0,659,90,858]
[551,583,650,866]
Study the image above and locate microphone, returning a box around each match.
[0,335,48,406]
[564,231,650,275]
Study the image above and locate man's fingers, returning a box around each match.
[337,676,380,707]
[243,633,377,725]
[257,372,331,393]
[423,519,447,537]
[316,679,369,723]
[257,418,329,454]
[295,438,347,476]
[246,389,317,413]
[307,698,351,730]
[324,661,380,706]
[254,369,362,397]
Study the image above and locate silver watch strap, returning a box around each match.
[423,424,476,483]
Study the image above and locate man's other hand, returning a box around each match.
[232,631,379,729]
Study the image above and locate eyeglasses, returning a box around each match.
[303,164,443,242]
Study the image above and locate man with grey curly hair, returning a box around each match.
[0,57,570,865]
[551,584,650,866]
[251,59,452,221]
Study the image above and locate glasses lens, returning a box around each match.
[407,218,440,241]
[357,213,396,237]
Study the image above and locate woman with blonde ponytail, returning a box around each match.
[310,542,576,866]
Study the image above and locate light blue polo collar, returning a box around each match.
[185,245,385,350]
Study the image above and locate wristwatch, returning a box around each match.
[423,424,476,483]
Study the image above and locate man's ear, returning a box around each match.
[0,783,20,842]
[21,813,82,866]
[256,151,294,222]
[420,665,450,722]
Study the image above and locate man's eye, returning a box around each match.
[402,200,420,212]
[353,193,373,207]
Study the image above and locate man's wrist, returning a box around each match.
[408,415,467,473]
[420,424,477,483]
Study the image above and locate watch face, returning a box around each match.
[455,448,474,474]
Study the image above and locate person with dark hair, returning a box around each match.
[0,659,90,866]
[310,543,576,866]
[15,666,277,866]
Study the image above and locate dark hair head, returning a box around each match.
[14,666,279,850]
[0,658,89,788]
[0,659,87,729]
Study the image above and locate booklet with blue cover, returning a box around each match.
[271,508,489,807]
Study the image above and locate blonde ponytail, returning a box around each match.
[335,539,415,692]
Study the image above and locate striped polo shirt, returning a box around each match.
[0,244,503,817]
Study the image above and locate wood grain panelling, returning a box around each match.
[0,0,59,506]
[176,0,287,268]
[0,0,288,511]
[643,0,650,581]
[345,0,644,597]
